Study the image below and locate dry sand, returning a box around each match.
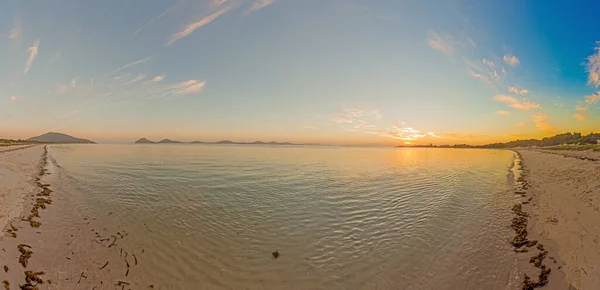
[517,149,600,290]
[0,145,42,233]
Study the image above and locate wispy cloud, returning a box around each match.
[517,122,526,127]
[331,109,381,131]
[24,40,40,74]
[246,0,278,14]
[304,125,318,130]
[60,109,80,119]
[575,101,588,111]
[494,94,540,110]
[368,124,442,141]
[134,4,176,35]
[175,80,206,94]
[427,31,454,54]
[152,75,165,82]
[503,54,520,67]
[71,77,77,88]
[496,110,510,116]
[532,114,552,131]
[10,96,17,104]
[466,60,500,86]
[482,58,494,67]
[586,42,600,88]
[585,92,600,104]
[92,57,150,82]
[168,7,231,45]
[508,86,528,95]
[573,113,588,121]
[125,74,147,85]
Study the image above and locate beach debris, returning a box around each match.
[17,244,33,268]
[272,250,279,258]
[133,254,138,265]
[529,251,548,268]
[100,261,109,269]
[19,270,45,290]
[7,223,18,238]
[2,280,8,290]
[108,235,118,248]
[77,272,87,284]
[548,217,559,224]
[4,265,8,272]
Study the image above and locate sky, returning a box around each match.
[1,0,600,145]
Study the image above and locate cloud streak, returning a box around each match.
[494,94,540,110]
[246,0,278,14]
[427,31,454,54]
[60,109,80,119]
[168,7,231,45]
[24,40,40,74]
[134,4,175,35]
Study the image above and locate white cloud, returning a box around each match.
[152,75,165,82]
[586,42,600,88]
[427,31,454,54]
[10,96,17,104]
[168,7,231,45]
[496,110,510,116]
[532,114,552,131]
[503,54,520,67]
[71,77,77,88]
[24,40,40,74]
[482,59,494,67]
[494,94,540,110]
[59,109,80,119]
[246,0,278,14]
[508,86,528,95]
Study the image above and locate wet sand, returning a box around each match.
[516,149,600,290]
[1,145,151,289]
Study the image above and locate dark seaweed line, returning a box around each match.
[511,151,552,290]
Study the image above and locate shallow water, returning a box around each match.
[43,145,519,289]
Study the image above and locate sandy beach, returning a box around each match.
[516,149,600,290]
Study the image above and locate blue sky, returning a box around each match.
[1,0,599,144]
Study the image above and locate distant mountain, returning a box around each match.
[135,138,156,144]
[27,132,95,144]
[158,139,183,144]
[190,141,205,144]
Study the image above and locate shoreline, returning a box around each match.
[514,149,600,289]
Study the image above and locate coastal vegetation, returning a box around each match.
[403,132,600,149]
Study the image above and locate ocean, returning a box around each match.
[38,144,520,289]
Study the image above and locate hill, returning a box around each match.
[158,139,183,144]
[134,138,156,144]
[27,132,96,144]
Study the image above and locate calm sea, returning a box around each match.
[41,145,520,289]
